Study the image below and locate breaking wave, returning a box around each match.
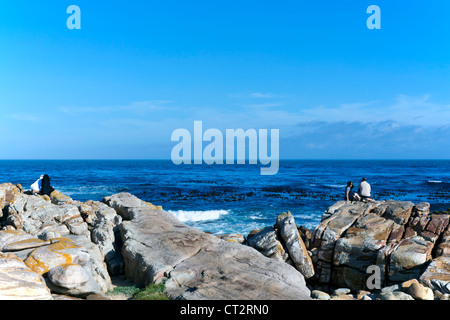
[168,209,229,222]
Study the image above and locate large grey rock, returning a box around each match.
[389,236,434,282]
[0,252,52,300]
[246,226,288,262]
[47,263,101,297]
[165,240,311,300]
[312,201,380,283]
[312,200,450,294]
[276,212,314,279]
[1,187,114,295]
[0,230,35,251]
[106,192,311,300]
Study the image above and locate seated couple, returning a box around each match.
[345,178,373,202]
[30,174,55,196]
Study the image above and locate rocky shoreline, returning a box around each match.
[0,182,448,300]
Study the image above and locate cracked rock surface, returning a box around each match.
[104,193,312,300]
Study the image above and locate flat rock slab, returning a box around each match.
[0,253,52,300]
[105,193,311,300]
[166,240,311,300]
[276,212,315,279]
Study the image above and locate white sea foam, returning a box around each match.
[168,209,229,222]
[325,184,346,188]
[428,180,443,183]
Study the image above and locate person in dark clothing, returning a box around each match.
[41,174,55,196]
[345,181,361,202]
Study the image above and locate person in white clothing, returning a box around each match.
[30,175,43,195]
[358,177,373,201]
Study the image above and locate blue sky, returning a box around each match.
[0,1,449,159]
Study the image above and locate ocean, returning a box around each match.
[1,160,450,235]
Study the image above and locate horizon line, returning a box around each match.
[1,158,450,161]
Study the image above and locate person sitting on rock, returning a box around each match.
[30,175,43,195]
[358,177,374,202]
[345,181,361,202]
[41,174,55,196]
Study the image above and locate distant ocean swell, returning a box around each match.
[1,160,450,235]
[168,209,229,223]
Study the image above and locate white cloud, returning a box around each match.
[58,100,175,117]
[248,92,275,98]
[299,95,450,127]
[10,113,41,123]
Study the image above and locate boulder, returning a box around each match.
[378,291,414,300]
[332,213,394,290]
[24,237,88,275]
[50,190,74,206]
[103,192,162,220]
[0,230,35,251]
[389,236,434,282]
[165,240,311,300]
[312,201,380,283]
[276,212,314,279]
[419,256,450,294]
[47,263,101,297]
[106,192,311,300]
[0,252,52,300]
[246,226,288,262]
[375,200,414,225]
[312,200,450,293]
[0,183,21,215]
[407,282,434,300]
[311,290,330,300]
[216,233,246,244]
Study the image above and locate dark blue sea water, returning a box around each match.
[1,160,450,235]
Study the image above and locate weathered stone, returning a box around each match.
[276,212,315,279]
[330,294,355,300]
[165,240,311,300]
[2,238,51,252]
[333,213,393,272]
[0,183,21,215]
[50,190,73,205]
[64,234,113,293]
[24,237,85,275]
[357,290,371,300]
[378,291,414,300]
[311,290,330,300]
[247,227,288,262]
[400,278,419,291]
[407,282,434,300]
[78,200,120,227]
[0,252,52,300]
[425,214,449,236]
[47,263,101,297]
[321,201,347,221]
[379,200,414,225]
[0,230,35,250]
[380,284,400,293]
[389,236,434,282]
[103,192,161,220]
[312,201,379,283]
[333,288,351,296]
[419,255,450,295]
[110,192,311,300]
[413,202,430,214]
[217,233,246,244]
[312,200,450,293]
[298,226,312,249]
